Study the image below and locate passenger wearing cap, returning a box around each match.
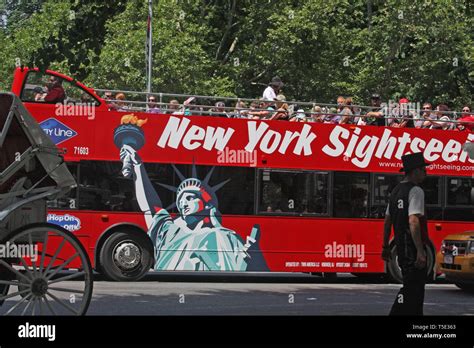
[382,152,430,316]
[263,76,284,101]
[290,108,307,122]
[365,93,387,126]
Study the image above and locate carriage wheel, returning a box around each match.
[0,223,93,315]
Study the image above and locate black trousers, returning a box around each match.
[389,264,427,316]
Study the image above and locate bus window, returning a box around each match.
[370,174,403,218]
[259,170,329,215]
[372,174,403,206]
[78,161,140,212]
[47,163,78,209]
[422,176,442,220]
[192,165,256,215]
[447,178,473,206]
[333,172,369,218]
[444,177,474,221]
[422,176,441,205]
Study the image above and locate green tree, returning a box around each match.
[0,0,472,110]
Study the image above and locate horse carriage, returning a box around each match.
[0,92,93,315]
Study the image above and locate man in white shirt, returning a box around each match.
[382,152,430,315]
[262,76,284,101]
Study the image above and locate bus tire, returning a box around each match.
[386,243,435,284]
[99,231,154,281]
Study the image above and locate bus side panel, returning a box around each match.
[220,216,385,273]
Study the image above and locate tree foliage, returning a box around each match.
[0,0,472,108]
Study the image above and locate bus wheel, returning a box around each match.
[386,244,435,284]
[99,232,153,281]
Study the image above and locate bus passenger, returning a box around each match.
[269,95,289,120]
[365,94,386,126]
[115,93,129,111]
[146,96,162,113]
[339,97,353,124]
[249,99,274,119]
[35,76,66,103]
[263,76,284,101]
[167,99,181,114]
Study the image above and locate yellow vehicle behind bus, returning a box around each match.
[437,231,474,292]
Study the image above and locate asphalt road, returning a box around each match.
[83,273,474,315]
[2,272,473,315]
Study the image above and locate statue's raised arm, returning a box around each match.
[120,144,163,228]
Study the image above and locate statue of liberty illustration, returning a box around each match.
[115,115,268,271]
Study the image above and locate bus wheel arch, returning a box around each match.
[95,224,154,281]
[386,240,436,284]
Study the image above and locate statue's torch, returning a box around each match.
[114,114,148,178]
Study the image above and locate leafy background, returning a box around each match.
[0,0,472,108]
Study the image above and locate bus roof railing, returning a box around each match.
[102,103,473,126]
[95,88,472,124]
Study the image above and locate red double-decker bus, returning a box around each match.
[10,67,474,282]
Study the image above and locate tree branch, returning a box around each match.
[214,0,237,61]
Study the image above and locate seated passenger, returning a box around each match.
[419,103,436,128]
[339,97,353,124]
[233,101,248,118]
[456,111,474,132]
[249,99,274,119]
[309,105,323,122]
[269,95,289,120]
[117,93,131,111]
[166,99,181,114]
[35,76,65,103]
[365,94,386,126]
[290,109,307,122]
[390,98,414,128]
[429,104,451,130]
[146,96,162,114]
[210,101,229,118]
[323,107,340,124]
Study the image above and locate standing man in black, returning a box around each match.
[382,152,430,315]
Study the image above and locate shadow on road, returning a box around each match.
[91,271,452,285]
